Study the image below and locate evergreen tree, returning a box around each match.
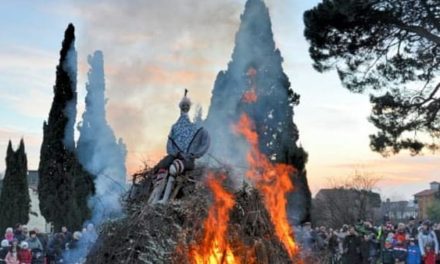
[38,24,94,231]
[205,0,311,224]
[304,0,440,155]
[0,140,31,232]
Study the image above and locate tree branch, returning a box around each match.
[420,0,440,32]
[394,22,440,45]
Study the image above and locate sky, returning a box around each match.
[0,0,438,201]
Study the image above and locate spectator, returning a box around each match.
[0,240,10,263]
[407,237,422,264]
[82,223,97,250]
[418,221,439,264]
[393,239,407,264]
[4,240,19,264]
[47,233,64,264]
[61,226,72,248]
[407,217,419,240]
[26,231,42,251]
[17,242,31,264]
[394,223,407,245]
[32,228,47,252]
[382,237,395,264]
[20,227,29,242]
[13,226,25,243]
[342,226,361,264]
[3,229,13,243]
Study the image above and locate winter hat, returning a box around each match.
[5,227,12,233]
[73,231,82,240]
[1,239,9,247]
[179,89,192,111]
[20,241,28,249]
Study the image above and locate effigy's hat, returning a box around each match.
[179,89,192,109]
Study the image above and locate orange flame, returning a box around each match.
[242,89,257,103]
[242,67,258,103]
[233,114,300,259]
[189,173,239,264]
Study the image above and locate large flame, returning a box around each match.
[234,114,299,258]
[189,173,239,264]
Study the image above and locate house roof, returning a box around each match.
[414,189,437,197]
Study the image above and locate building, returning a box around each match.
[381,199,418,221]
[27,170,39,190]
[313,188,382,227]
[414,181,440,219]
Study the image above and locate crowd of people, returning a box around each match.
[298,218,440,264]
[0,223,97,264]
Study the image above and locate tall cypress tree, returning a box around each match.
[38,24,95,231]
[205,0,311,223]
[0,140,31,232]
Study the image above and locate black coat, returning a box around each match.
[0,247,8,262]
[343,234,361,264]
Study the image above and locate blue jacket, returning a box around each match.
[406,244,421,264]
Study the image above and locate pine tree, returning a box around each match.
[38,24,94,231]
[205,0,311,223]
[0,140,31,232]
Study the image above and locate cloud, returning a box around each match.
[58,0,249,173]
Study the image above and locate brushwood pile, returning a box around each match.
[85,166,299,264]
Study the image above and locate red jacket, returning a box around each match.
[17,249,32,264]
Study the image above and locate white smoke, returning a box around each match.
[64,50,127,263]
[77,50,127,223]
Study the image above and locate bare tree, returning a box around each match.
[313,169,382,228]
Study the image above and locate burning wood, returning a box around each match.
[85,167,300,264]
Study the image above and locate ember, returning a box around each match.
[242,67,258,103]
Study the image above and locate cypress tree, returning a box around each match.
[205,0,311,223]
[0,140,31,232]
[38,24,95,231]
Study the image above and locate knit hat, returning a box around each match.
[20,241,28,249]
[1,239,8,247]
[73,231,82,240]
[5,227,12,233]
[179,89,192,112]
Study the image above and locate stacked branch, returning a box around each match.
[85,166,299,264]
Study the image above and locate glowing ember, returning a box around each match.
[242,89,257,103]
[242,67,258,103]
[233,114,300,259]
[189,173,239,264]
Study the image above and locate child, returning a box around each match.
[17,242,31,264]
[407,237,421,264]
[382,238,395,264]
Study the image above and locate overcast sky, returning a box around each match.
[0,0,438,200]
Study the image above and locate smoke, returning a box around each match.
[205,0,295,166]
[65,50,127,263]
[203,0,310,224]
[77,50,127,222]
[63,41,78,151]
